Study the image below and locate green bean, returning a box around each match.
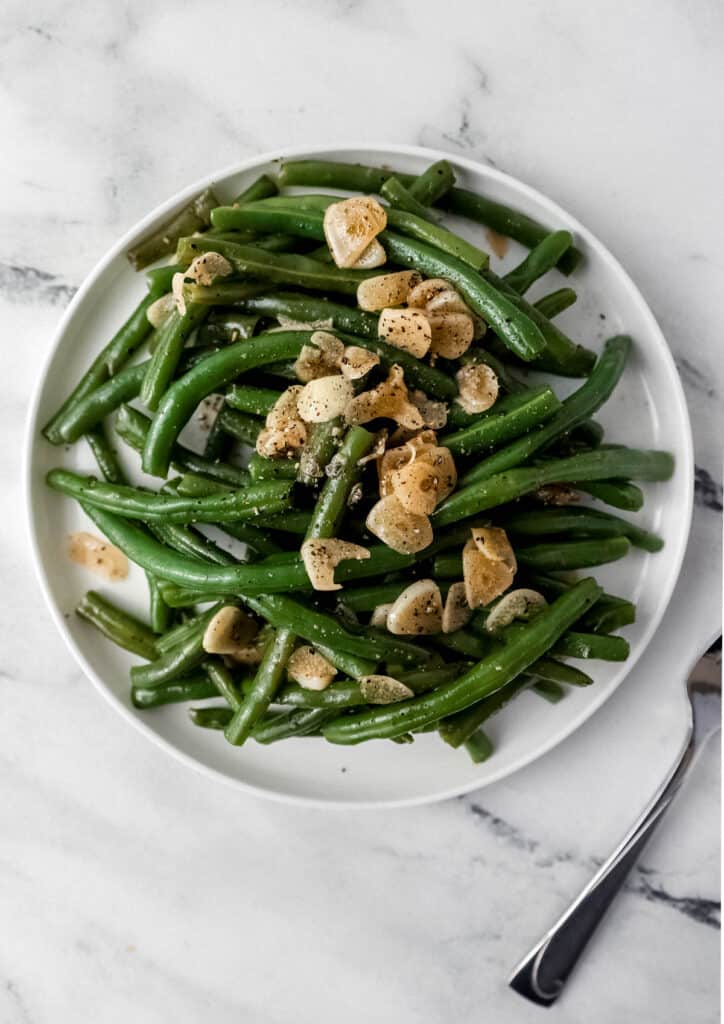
[184,281,272,306]
[433,630,489,659]
[437,446,674,527]
[463,729,494,763]
[272,663,465,710]
[205,660,242,710]
[298,419,343,487]
[145,263,183,294]
[338,331,458,400]
[503,232,573,294]
[141,331,310,477]
[231,173,279,205]
[408,160,456,206]
[156,605,222,654]
[226,384,281,417]
[243,594,428,669]
[47,469,293,524]
[248,455,300,482]
[79,504,414,597]
[444,387,561,457]
[201,405,231,461]
[115,404,250,486]
[385,193,490,269]
[252,706,337,744]
[577,479,645,512]
[42,290,161,444]
[338,581,412,613]
[189,706,233,730]
[146,571,173,633]
[531,680,567,703]
[55,360,150,444]
[177,235,378,296]
[224,628,296,745]
[278,161,582,273]
[522,572,636,635]
[149,520,237,566]
[75,591,158,660]
[198,312,261,345]
[156,582,230,608]
[561,419,605,454]
[380,176,435,218]
[528,657,593,687]
[322,578,601,743]
[132,674,218,709]
[84,424,125,484]
[461,336,631,485]
[534,288,577,319]
[215,406,263,445]
[553,631,630,661]
[130,618,207,688]
[445,387,533,431]
[305,425,374,539]
[437,675,531,748]
[127,187,218,270]
[233,292,379,339]
[516,536,631,571]
[506,506,663,552]
[141,304,209,410]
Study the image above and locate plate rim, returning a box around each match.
[23,141,694,810]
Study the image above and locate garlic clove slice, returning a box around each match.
[386,579,443,635]
[357,270,422,311]
[323,196,387,268]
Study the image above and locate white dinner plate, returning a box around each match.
[25,144,693,808]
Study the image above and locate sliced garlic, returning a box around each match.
[293,330,344,382]
[357,270,422,312]
[203,606,259,655]
[535,484,580,506]
[442,581,472,633]
[407,278,458,310]
[366,494,433,554]
[287,645,337,691]
[426,446,458,503]
[470,526,517,573]
[428,312,475,360]
[276,314,334,332]
[378,308,431,358]
[390,458,439,515]
[386,579,443,635]
[172,271,188,316]
[297,376,354,423]
[462,535,515,609]
[411,390,448,430]
[484,589,548,634]
[323,196,387,268]
[351,238,387,269]
[370,603,392,628]
[256,385,307,458]
[187,251,233,287]
[345,365,424,430]
[67,532,128,581]
[146,292,176,328]
[301,538,370,592]
[378,434,436,496]
[359,675,415,704]
[455,363,499,414]
[340,345,380,381]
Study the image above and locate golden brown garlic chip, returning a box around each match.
[407,278,464,312]
[287,646,337,691]
[426,446,457,503]
[323,196,387,268]
[484,589,548,634]
[377,308,431,358]
[340,345,380,381]
[146,293,176,328]
[428,312,475,360]
[455,363,499,414]
[462,527,517,609]
[390,458,440,515]
[256,385,308,458]
[442,581,472,633]
[357,270,422,312]
[351,238,387,269]
[411,390,448,430]
[293,330,344,382]
[297,376,354,423]
[300,538,370,592]
[370,603,393,629]
[172,251,233,315]
[386,579,443,635]
[345,365,424,430]
[359,675,415,704]
[365,494,433,554]
[203,606,259,655]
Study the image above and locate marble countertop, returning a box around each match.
[2,1,721,1021]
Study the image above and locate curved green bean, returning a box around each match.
[76,591,158,661]
[506,506,663,552]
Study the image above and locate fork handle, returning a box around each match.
[509,732,696,1006]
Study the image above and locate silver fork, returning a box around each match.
[509,640,721,1007]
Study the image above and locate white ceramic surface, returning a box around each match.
[26,144,693,808]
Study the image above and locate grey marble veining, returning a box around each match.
[1,0,721,1021]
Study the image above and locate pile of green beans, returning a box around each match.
[44,160,674,764]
